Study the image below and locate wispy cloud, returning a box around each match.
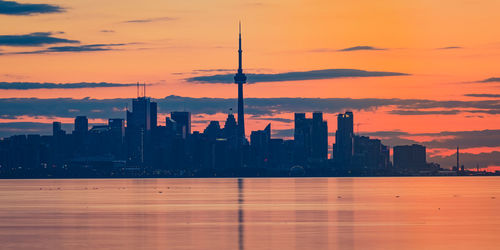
[0,0,63,15]
[464,94,500,98]
[308,46,387,53]
[388,110,462,115]
[2,43,127,55]
[123,16,176,23]
[0,82,136,90]
[436,46,463,50]
[0,32,78,47]
[478,77,500,83]
[185,68,409,84]
[338,46,387,52]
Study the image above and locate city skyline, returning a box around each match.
[0,0,499,171]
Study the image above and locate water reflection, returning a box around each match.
[0,177,499,250]
[238,178,244,250]
[336,178,354,250]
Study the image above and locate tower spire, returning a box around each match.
[238,21,243,74]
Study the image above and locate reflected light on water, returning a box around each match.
[0,177,499,250]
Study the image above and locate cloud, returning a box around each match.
[0,32,78,46]
[0,122,68,138]
[0,95,498,122]
[0,82,136,90]
[100,30,115,33]
[388,110,462,115]
[429,151,500,169]
[123,17,175,23]
[362,129,500,149]
[437,46,463,50]
[478,77,500,83]
[192,69,235,73]
[0,0,63,15]
[251,117,294,123]
[272,128,294,138]
[391,99,500,115]
[338,46,387,52]
[3,43,127,55]
[186,68,409,84]
[465,94,500,98]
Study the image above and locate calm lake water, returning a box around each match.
[0,177,499,250]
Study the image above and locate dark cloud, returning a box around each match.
[478,77,500,83]
[388,110,462,115]
[436,46,463,50]
[362,129,500,149]
[429,151,500,170]
[3,43,126,55]
[0,0,63,15]
[0,97,129,119]
[100,30,115,33]
[465,94,500,98]
[0,122,108,138]
[192,69,234,73]
[0,95,498,122]
[0,122,68,138]
[391,99,500,115]
[0,32,78,46]
[0,82,136,90]
[123,17,175,23]
[272,128,294,138]
[251,117,294,123]
[338,46,386,52]
[185,69,409,84]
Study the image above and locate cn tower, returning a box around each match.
[234,22,247,140]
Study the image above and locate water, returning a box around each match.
[0,177,499,250]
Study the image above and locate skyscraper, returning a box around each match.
[171,111,191,139]
[311,112,328,160]
[234,22,247,140]
[125,96,157,166]
[334,111,354,166]
[393,144,426,170]
[52,122,64,137]
[294,112,328,162]
[74,116,88,135]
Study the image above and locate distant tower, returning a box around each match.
[456,146,460,172]
[234,22,247,140]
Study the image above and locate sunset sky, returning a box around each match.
[0,0,499,169]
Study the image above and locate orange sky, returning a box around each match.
[0,0,499,168]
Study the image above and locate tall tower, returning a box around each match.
[234,22,247,140]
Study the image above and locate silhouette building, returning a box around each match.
[73,116,88,135]
[294,112,328,163]
[171,111,191,139]
[52,122,64,137]
[126,92,158,166]
[393,144,426,171]
[250,124,271,167]
[334,111,354,166]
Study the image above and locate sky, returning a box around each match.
[0,0,499,169]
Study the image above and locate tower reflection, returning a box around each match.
[237,178,244,250]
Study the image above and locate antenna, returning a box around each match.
[143,82,146,98]
[136,82,139,98]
